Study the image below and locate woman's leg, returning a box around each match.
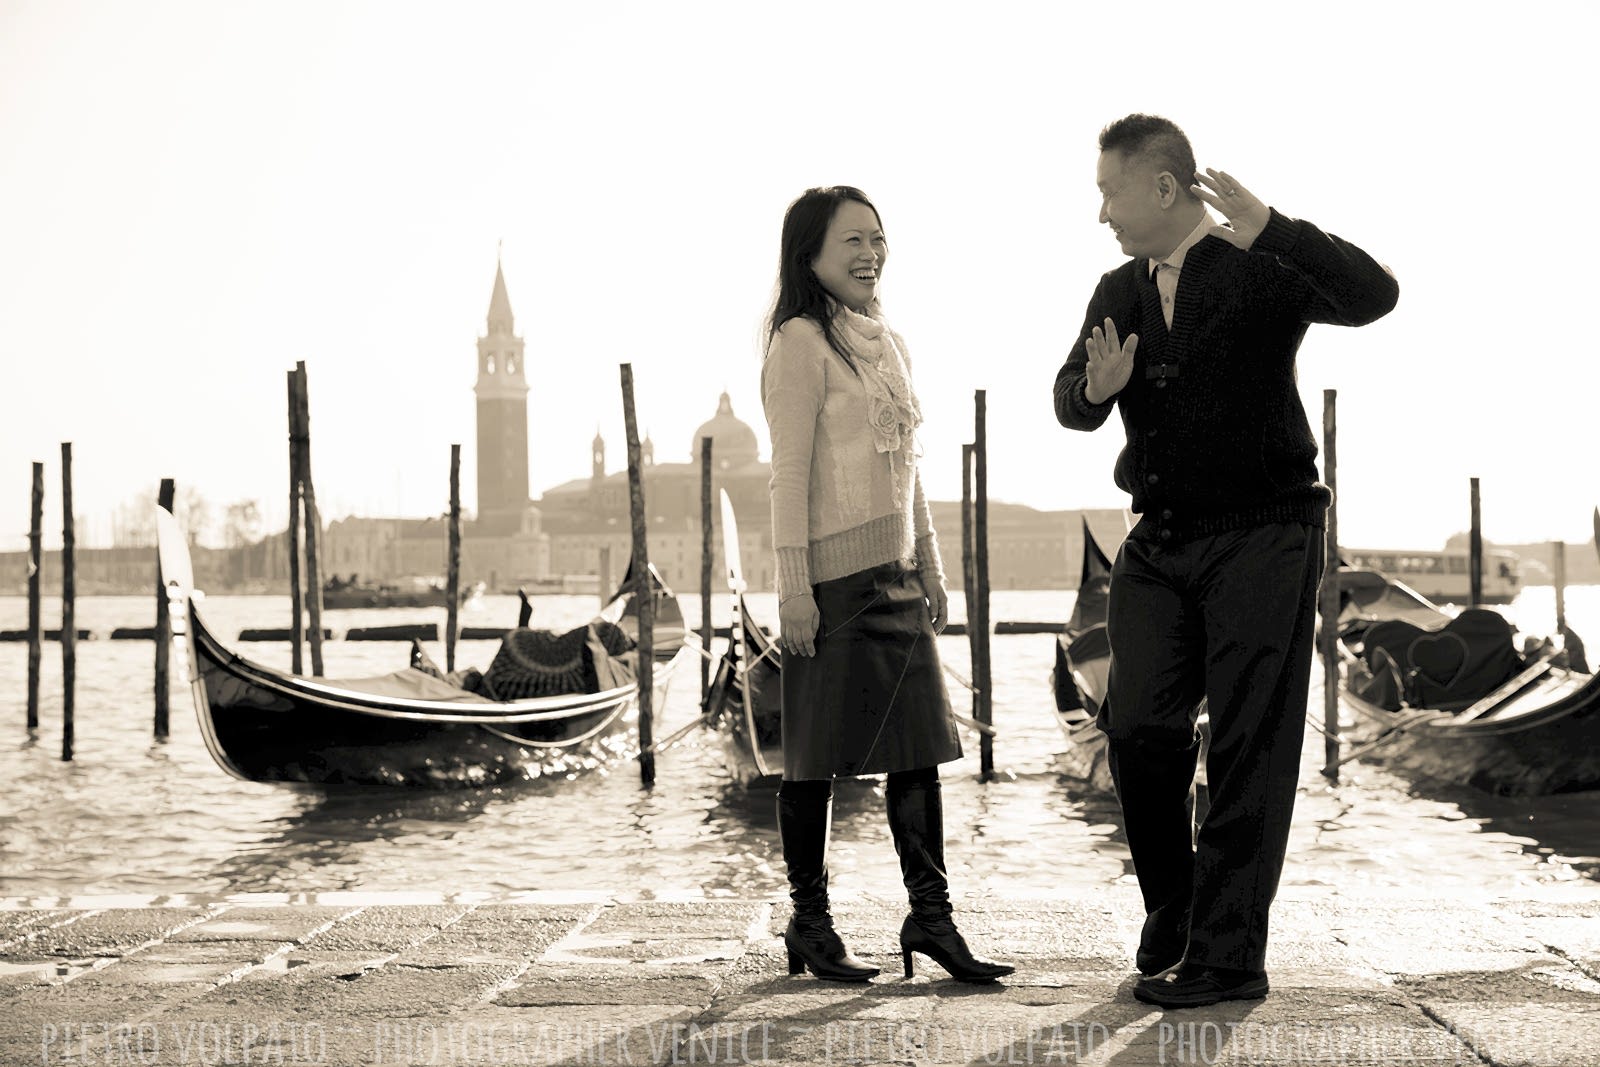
[777,777,878,981]
[886,766,1014,982]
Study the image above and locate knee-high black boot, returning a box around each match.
[887,769,1014,983]
[778,779,878,981]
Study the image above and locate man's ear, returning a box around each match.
[1155,171,1179,209]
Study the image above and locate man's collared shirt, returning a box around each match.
[1148,211,1216,329]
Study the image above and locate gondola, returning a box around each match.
[156,508,697,788]
[1335,554,1600,796]
[1049,517,1117,790]
[1049,517,1211,796]
[701,491,783,788]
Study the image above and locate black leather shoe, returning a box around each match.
[778,782,878,983]
[785,915,879,982]
[1133,964,1268,1008]
[900,914,1014,983]
[887,772,1014,984]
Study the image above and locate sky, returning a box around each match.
[3,0,1598,555]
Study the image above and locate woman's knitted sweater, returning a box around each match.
[761,307,943,603]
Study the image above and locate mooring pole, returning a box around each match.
[621,364,656,785]
[1469,477,1483,609]
[61,443,75,763]
[295,363,325,676]
[700,436,713,704]
[1320,389,1341,780]
[286,370,304,674]
[973,391,994,781]
[447,444,462,673]
[26,461,43,733]
[154,478,175,741]
[1553,539,1567,635]
[961,441,976,708]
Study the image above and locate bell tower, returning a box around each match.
[474,258,530,535]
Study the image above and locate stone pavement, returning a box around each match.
[3,886,1599,1066]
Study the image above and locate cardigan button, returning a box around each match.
[1159,529,1173,542]
[1161,508,1173,520]
[1146,473,1160,486]
[1155,379,1168,390]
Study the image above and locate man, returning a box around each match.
[1053,114,1398,1008]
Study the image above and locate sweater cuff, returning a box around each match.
[915,532,944,585]
[1248,207,1300,257]
[1071,375,1115,420]
[776,547,812,603]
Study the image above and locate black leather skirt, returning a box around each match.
[781,561,962,780]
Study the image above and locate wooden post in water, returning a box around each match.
[1469,477,1483,609]
[1552,539,1567,635]
[1320,390,1341,780]
[446,444,462,673]
[961,443,976,715]
[700,436,713,704]
[620,364,655,785]
[61,442,75,763]
[973,391,994,781]
[26,462,43,733]
[285,370,305,674]
[154,478,175,741]
[599,545,612,607]
[295,363,325,676]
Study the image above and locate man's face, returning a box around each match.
[1097,149,1169,259]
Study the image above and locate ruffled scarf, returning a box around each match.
[832,303,922,466]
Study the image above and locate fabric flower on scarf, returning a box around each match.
[834,303,922,464]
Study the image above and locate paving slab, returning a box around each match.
[164,904,357,943]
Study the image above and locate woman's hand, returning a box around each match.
[925,576,949,634]
[779,594,820,657]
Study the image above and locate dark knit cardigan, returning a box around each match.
[1053,208,1399,541]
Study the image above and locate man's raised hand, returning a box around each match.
[1193,168,1270,250]
[1084,318,1138,404]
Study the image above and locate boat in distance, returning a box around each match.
[156,507,696,788]
[320,574,481,610]
[1339,546,1521,605]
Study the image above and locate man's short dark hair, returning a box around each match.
[1099,114,1197,196]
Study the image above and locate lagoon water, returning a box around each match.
[3,586,1599,906]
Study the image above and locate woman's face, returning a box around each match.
[809,199,887,312]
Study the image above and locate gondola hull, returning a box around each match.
[703,597,782,789]
[1336,567,1600,795]
[158,506,693,788]
[1051,517,1117,791]
[186,606,693,787]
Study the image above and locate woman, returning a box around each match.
[760,186,1012,985]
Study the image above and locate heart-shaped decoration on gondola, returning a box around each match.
[1407,631,1471,690]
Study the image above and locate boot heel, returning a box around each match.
[902,948,915,978]
[787,947,805,976]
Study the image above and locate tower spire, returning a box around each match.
[487,256,514,334]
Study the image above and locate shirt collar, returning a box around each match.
[1147,210,1216,278]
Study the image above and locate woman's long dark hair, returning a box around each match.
[765,185,881,373]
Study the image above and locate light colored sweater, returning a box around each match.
[761,305,944,603]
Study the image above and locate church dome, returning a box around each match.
[691,392,760,468]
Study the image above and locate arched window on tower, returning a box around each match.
[506,355,516,374]
[486,355,497,375]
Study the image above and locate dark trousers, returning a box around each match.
[1097,521,1324,973]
